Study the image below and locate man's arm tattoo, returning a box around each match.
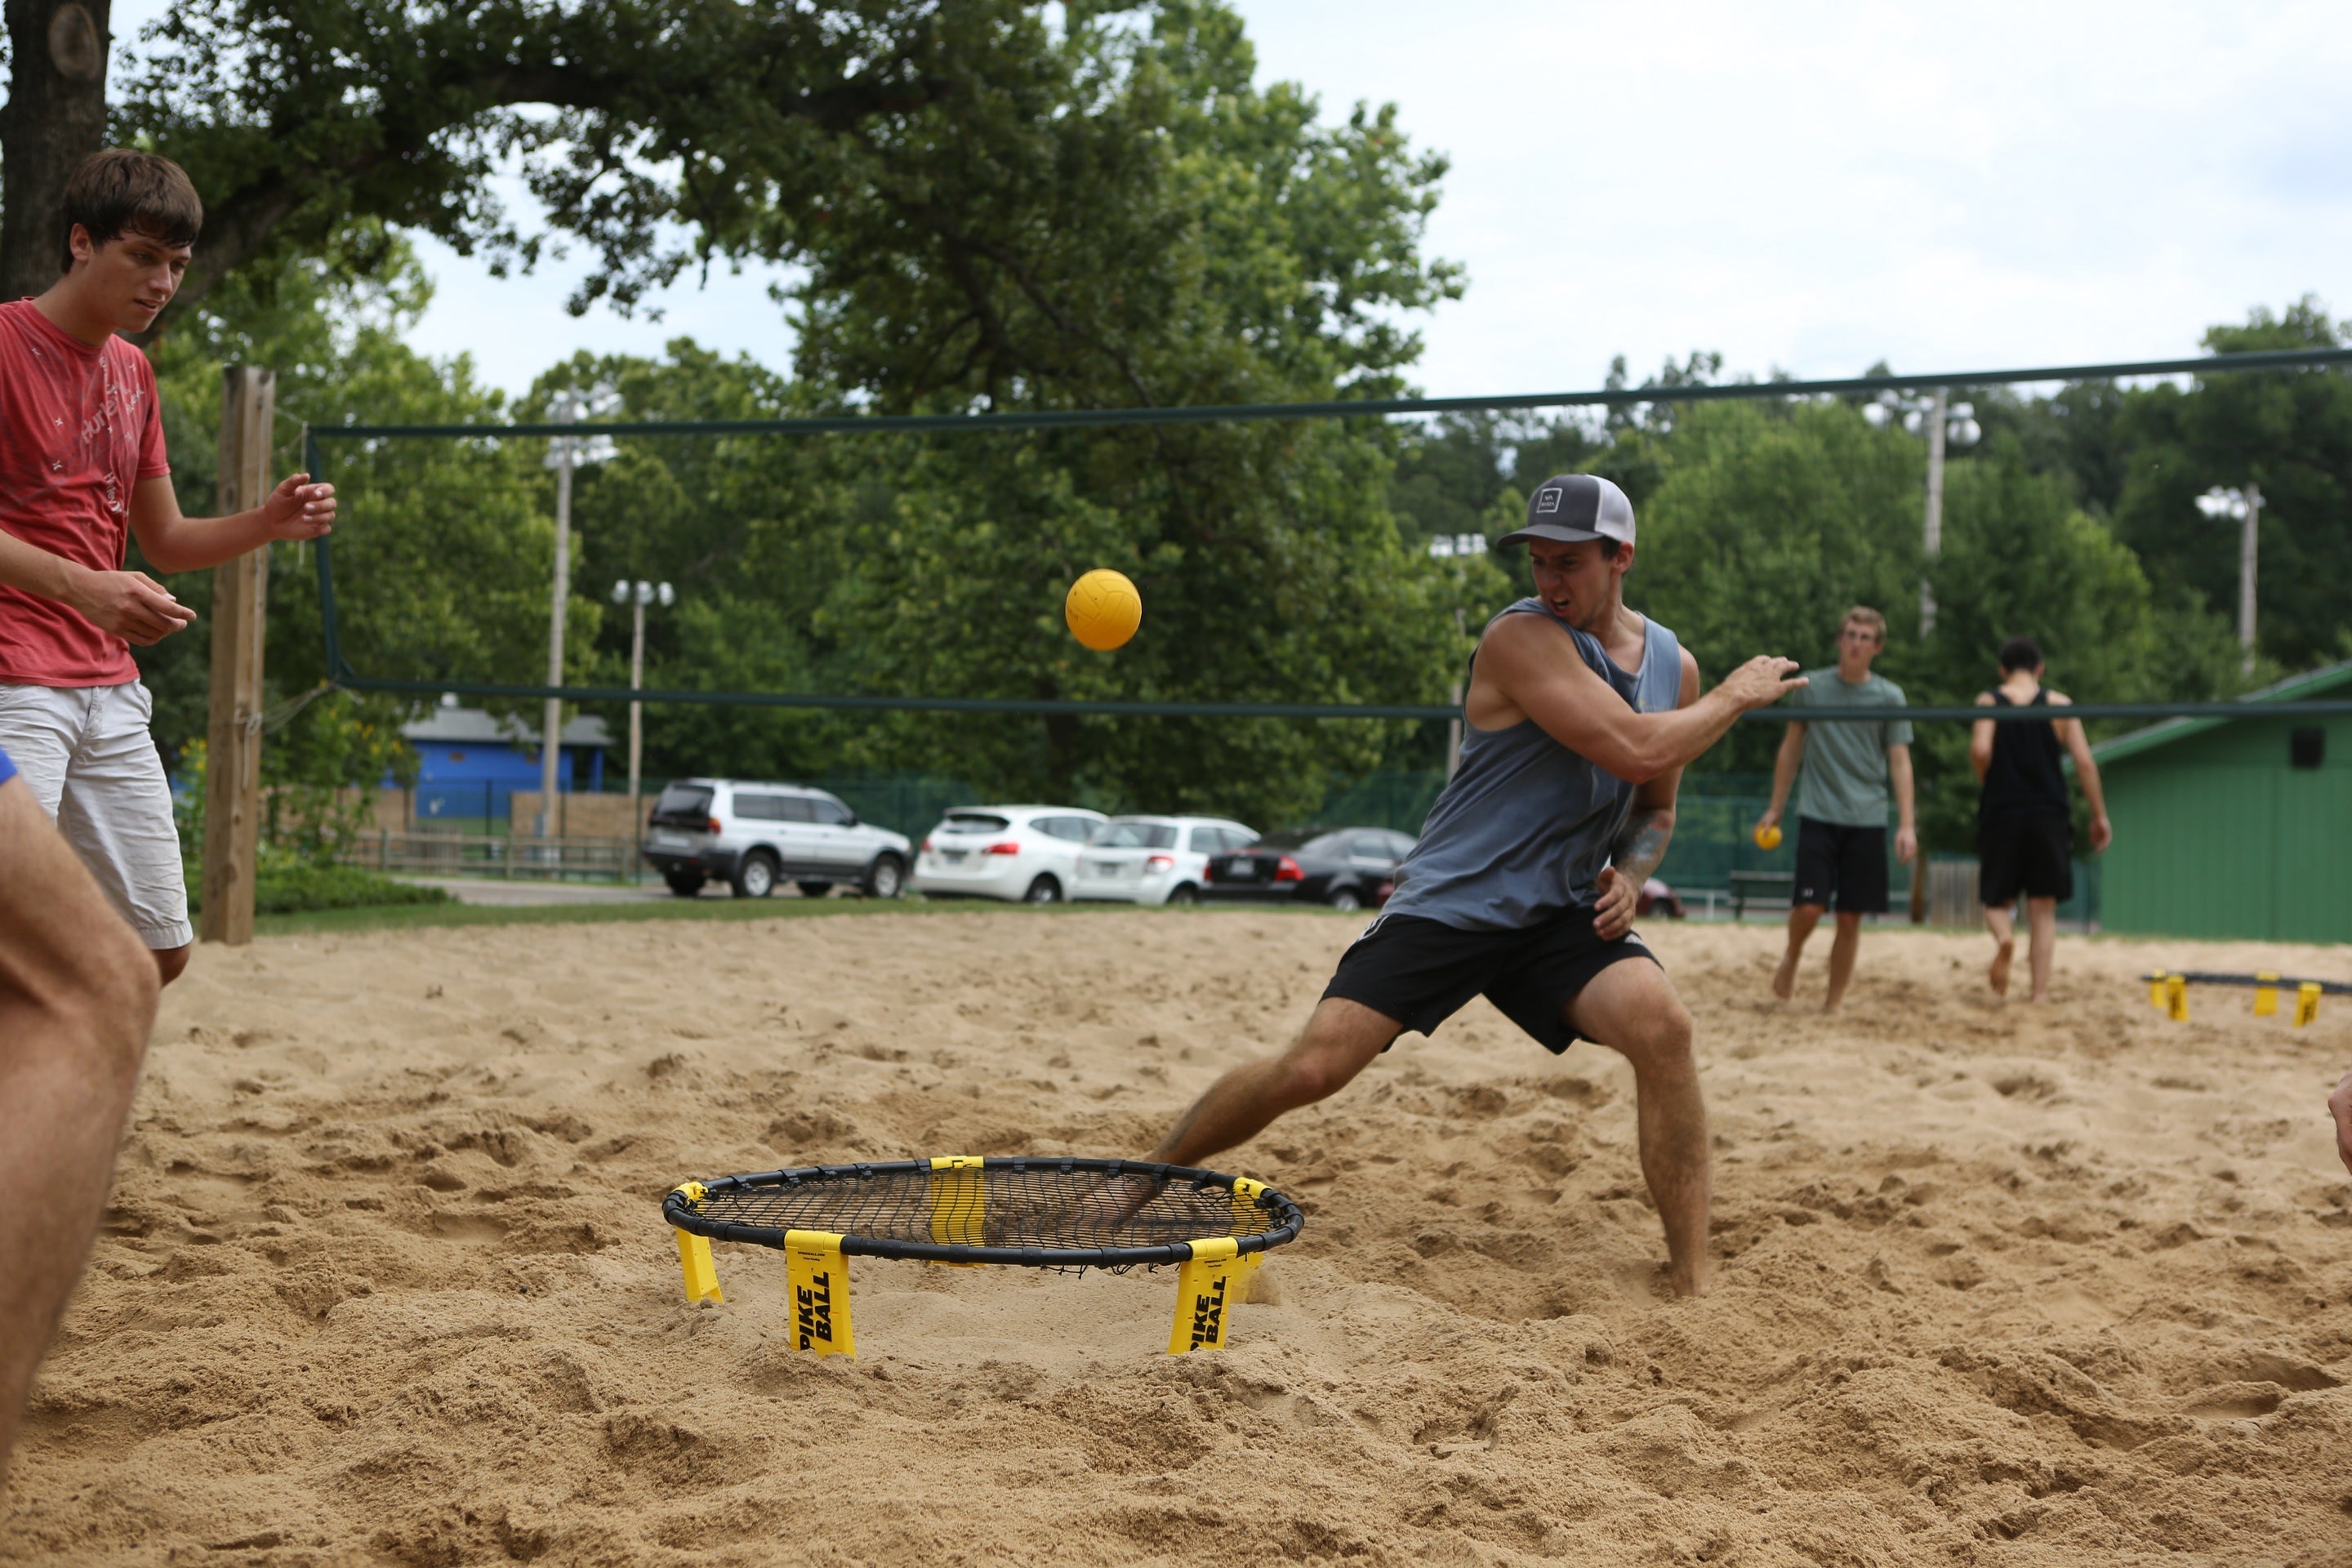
[1610,808,1675,885]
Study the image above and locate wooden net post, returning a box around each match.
[198,366,274,945]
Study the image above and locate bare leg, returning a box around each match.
[2025,897,2059,1001]
[1773,903,1824,1000]
[1983,902,2016,996]
[1568,960,1711,1298]
[0,780,160,1481]
[1823,911,1864,1011]
[1147,997,1401,1168]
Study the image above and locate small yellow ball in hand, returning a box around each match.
[1754,822,1783,851]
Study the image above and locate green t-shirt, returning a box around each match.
[1793,668,1913,827]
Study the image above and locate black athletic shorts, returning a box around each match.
[1321,906,1659,1056]
[1979,812,2072,905]
[1791,817,1889,914]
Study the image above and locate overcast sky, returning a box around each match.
[140,0,2352,398]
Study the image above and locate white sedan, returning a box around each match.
[911,805,1107,904]
[1073,816,1257,906]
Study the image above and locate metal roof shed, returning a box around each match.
[2087,662,2352,941]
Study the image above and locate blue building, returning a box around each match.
[400,699,612,824]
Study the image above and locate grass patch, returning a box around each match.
[192,863,455,918]
[253,891,1051,938]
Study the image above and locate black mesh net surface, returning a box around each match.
[666,1158,1300,1265]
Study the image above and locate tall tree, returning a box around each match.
[0,0,111,300]
[2109,300,2352,670]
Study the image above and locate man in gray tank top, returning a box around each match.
[1138,475,1804,1298]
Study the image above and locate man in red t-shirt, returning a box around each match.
[0,150,335,985]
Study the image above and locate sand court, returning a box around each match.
[2,909,2348,1565]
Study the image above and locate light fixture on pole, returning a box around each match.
[2194,483,2264,675]
[538,385,619,841]
[1864,389,1980,635]
[611,578,675,866]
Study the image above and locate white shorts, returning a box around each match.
[0,679,194,949]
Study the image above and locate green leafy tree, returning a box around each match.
[1624,398,1922,777]
[134,236,585,858]
[1911,443,2239,849]
[2109,299,2352,669]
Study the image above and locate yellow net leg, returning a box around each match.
[2295,982,2322,1028]
[928,1155,987,1267]
[785,1230,854,1356]
[2166,974,2189,1022]
[1169,1237,1241,1354]
[2147,972,2167,1009]
[675,1229,724,1304]
[2254,972,2278,1017]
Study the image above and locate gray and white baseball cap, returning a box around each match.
[1496,473,1636,550]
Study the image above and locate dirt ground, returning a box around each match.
[3,909,2348,1566]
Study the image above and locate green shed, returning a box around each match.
[2088,662,2352,942]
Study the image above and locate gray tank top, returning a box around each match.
[1383,599,1685,931]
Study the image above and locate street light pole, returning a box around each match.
[612,579,673,880]
[2238,483,2261,673]
[537,386,617,844]
[1921,388,1948,636]
[2197,483,2264,675]
[539,399,577,841]
[1866,390,1978,639]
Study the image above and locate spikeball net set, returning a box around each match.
[662,1156,1303,1356]
[2142,969,2346,1025]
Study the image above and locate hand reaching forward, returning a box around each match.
[1718,656,1806,711]
[261,472,336,541]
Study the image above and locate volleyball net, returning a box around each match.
[301,345,2352,730]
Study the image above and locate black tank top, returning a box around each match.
[1980,689,2069,819]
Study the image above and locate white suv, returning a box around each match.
[910,805,1107,903]
[641,779,912,899]
[1074,816,1256,906]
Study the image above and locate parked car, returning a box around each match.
[640,779,911,900]
[1073,816,1256,906]
[911,805,1107,904]
[1202,826,1417,912]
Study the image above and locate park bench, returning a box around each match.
[1728,871,1793,922]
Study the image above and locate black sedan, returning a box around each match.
[1202,826,1415,912]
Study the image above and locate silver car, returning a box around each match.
[640,778,912,899]
[1073,816,1256,906]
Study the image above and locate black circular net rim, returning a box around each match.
[662,1156,1304,1268]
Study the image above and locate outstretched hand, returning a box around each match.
[261,472,336,541]
[1720,656,1806,711]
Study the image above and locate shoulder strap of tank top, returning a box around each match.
[1989,689,2012,707]
[1464,599,1556,688]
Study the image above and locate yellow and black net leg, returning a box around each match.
[786,1230,856,1357]
[675,1229,724,1304]
[670,1182,724,1304]
[1169,1237,1245,1354]
[929,1155,987,1266]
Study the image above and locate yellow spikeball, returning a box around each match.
[1064,568,1142,652]
[1753,822,1783,851]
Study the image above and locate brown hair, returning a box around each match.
[60,149,203,273]
[1841,605,1886,642]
